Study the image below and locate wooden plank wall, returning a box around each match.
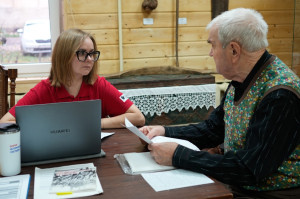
[293,0,300,75]
[63,0,298,77]
[230,0,298,76]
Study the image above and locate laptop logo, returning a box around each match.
[50,129,71,134]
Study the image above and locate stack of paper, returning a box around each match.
[34,163,103,199]
[0,174,30,199]
[124,152,175,174]
[122,118,214,192]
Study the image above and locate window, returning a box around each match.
[0,0,60,78]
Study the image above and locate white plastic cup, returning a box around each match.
[0,123,21,176]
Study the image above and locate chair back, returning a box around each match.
[0,65,17,118]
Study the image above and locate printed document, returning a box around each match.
[34,163,103,199]
[0,174,30,199]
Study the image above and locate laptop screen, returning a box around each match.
[16,100,102,165]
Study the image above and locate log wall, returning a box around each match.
[63,0,299,76]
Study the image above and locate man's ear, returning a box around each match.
[230,42,240,62]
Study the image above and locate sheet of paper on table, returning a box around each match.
[101,132,114,139]
[34,163,103,199]
[141,169,214,192]
[0,174,30,199]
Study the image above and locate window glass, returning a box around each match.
[0,0,51,65]
[0,0,60,77]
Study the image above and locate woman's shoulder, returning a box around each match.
[94,76,111,86]
[29,78,53,93]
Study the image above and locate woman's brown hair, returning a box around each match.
[49,29,99,87]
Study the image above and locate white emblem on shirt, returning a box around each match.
[119,94,128,102]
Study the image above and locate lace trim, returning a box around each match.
[121,84,216,116]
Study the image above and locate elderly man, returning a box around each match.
[140,8,300,198]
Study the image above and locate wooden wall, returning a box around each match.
[63,0,298,77]
[293,0,300,75]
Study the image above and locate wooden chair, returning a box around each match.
[0,65,18,118]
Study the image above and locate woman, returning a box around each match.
[0,29,145,128]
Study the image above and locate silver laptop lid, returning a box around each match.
[16,100,101,164]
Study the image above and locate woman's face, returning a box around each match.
[71,37,95,80]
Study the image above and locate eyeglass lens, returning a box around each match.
[76,50,100,62]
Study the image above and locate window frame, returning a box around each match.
[4,0,61,78]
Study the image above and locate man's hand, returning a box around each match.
[148,142,178,166]
[139,125,165,139]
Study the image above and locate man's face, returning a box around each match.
[207,27,233,79]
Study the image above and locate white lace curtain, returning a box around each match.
[120,84,216,116]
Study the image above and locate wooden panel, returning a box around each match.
[123,28,175,44]
[65,14,118,29]
[98,60,120,75]
[120,41,210,59]
[97,45,119,60]
[65,12,211,30]
[64,0,117,14]
[261,11,294,25]
[98,42,211,60]
[120,56,216,73]
[275,52,293,66]
[123,12,211,28]
[267,38,293,53]
[64,0,211,13]
[123,43,174,59]
[122,27,208,44]
[91,30,119,45]
[294,38,300,52]
[179,56,216,73]
[123,57,175,71]
[123,0,211,12]
[178,41,211,56]
[229,0,294,10]
[293,64,300,76]
[268,25,293,38]
[62,0,296,78]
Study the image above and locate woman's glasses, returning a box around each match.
[76,50,100,62]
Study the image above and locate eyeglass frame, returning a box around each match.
[75,50,100,62]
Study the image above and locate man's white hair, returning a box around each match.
[206,8,268,52]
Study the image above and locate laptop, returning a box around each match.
[15,100,105,166]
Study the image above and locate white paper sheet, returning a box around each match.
[151,136,200,151]
[101,132,114,139]
[124,118,152,144]
[0,174,30,199]
[34,163,103,199]
[141,169,214,192]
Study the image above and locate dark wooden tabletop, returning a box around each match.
[21,128,233,199]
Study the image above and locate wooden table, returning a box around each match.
[21,128,233,199]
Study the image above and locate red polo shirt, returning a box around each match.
[9,76,133,118]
